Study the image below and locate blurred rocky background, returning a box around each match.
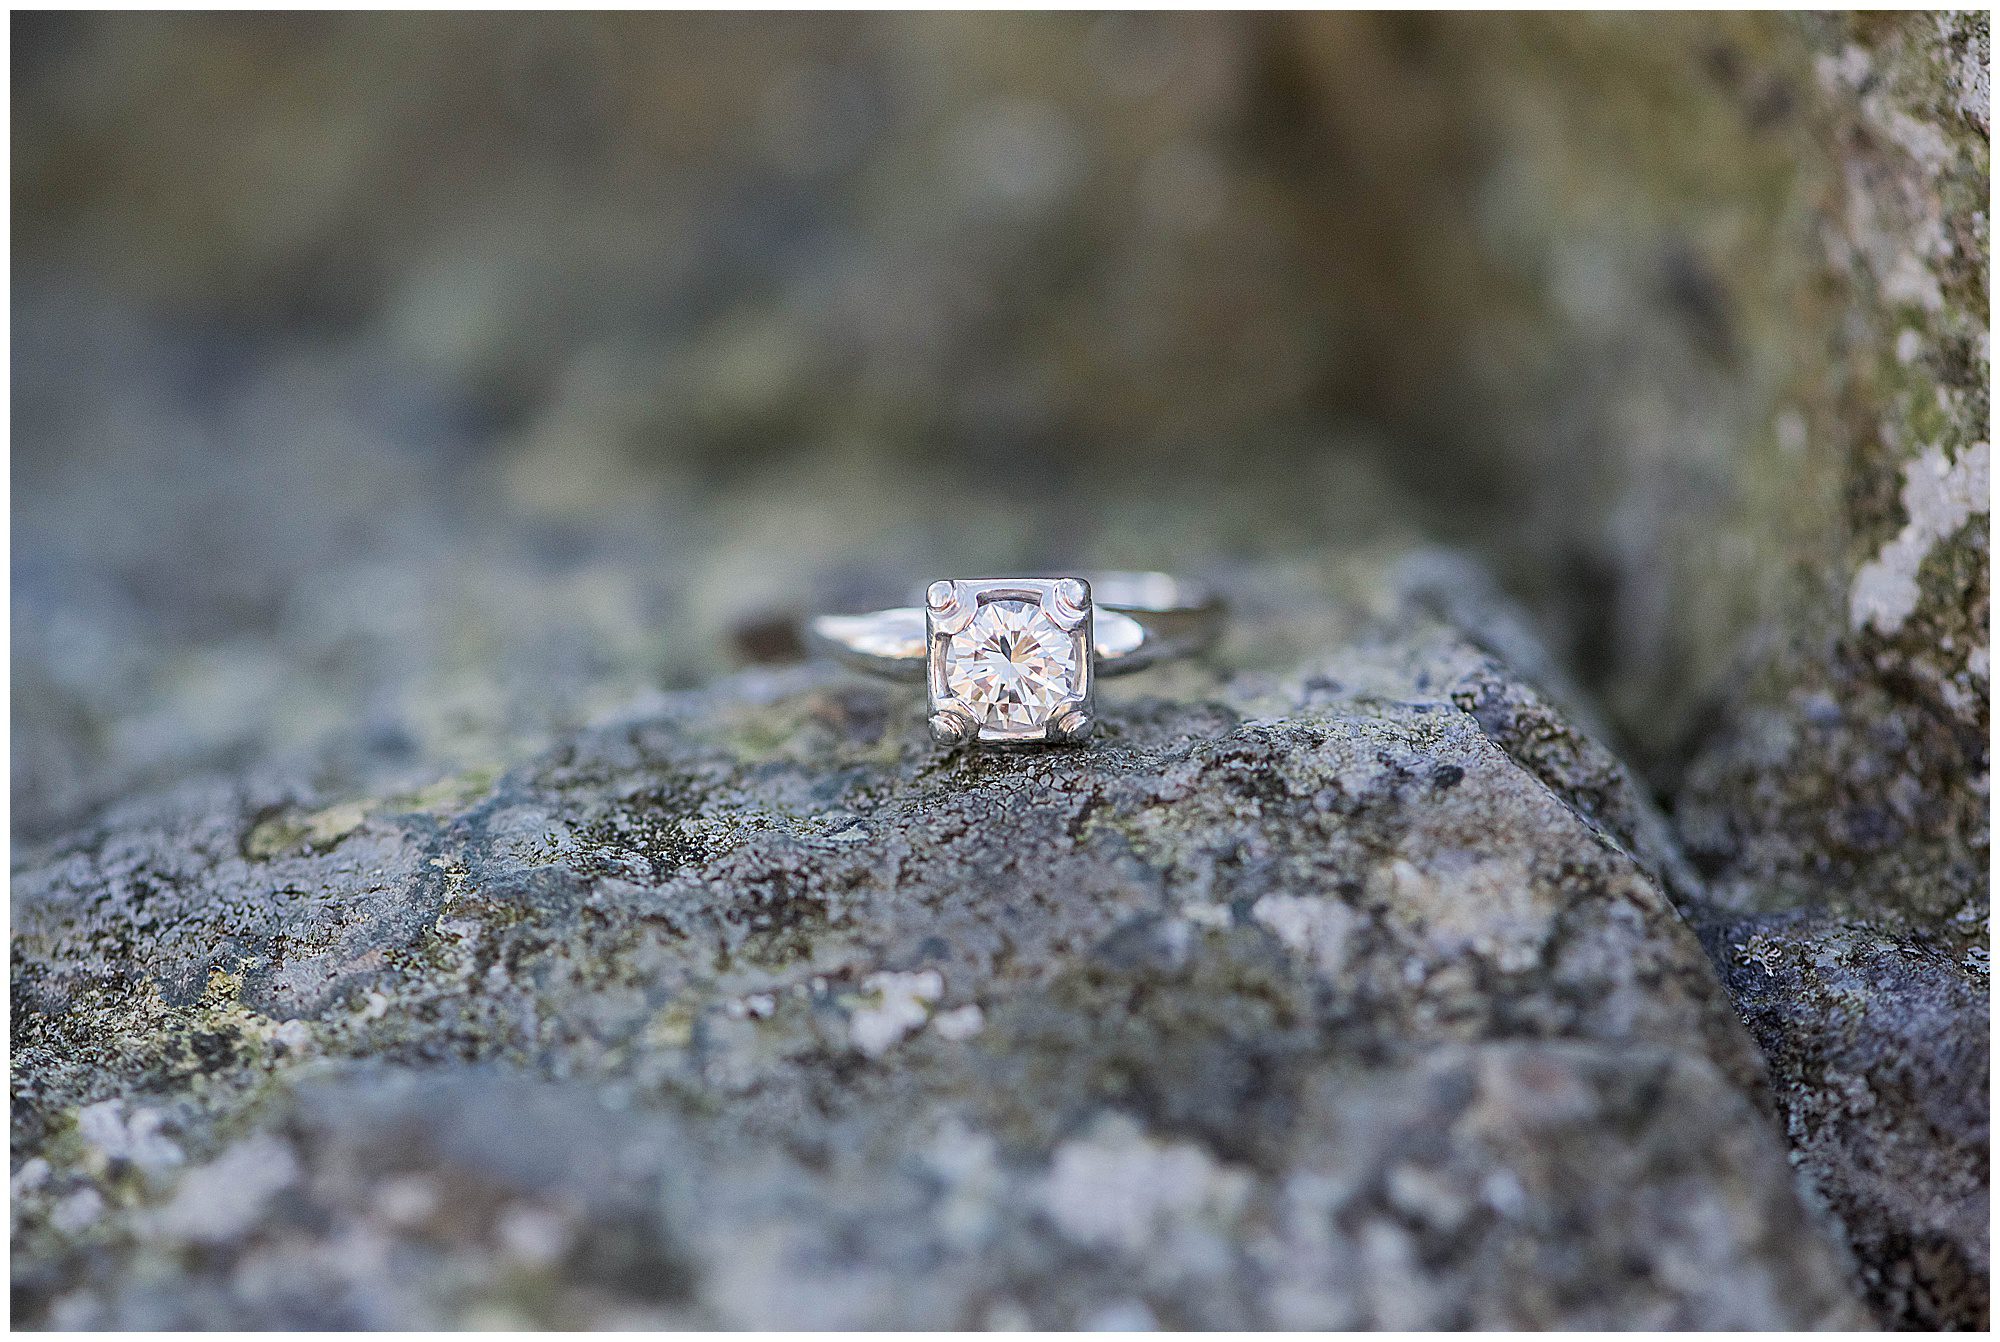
[11,10,1988,1329]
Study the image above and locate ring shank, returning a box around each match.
[807,571,1221,681]
[1078,571,1222,672]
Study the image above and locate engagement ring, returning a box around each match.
[808,573,1222,746]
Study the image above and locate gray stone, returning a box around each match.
[11,9,1986,1328]
[12,557,1871,1328]
[1703,913,1990,1329]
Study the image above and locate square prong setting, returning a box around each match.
[927,578,1094,744]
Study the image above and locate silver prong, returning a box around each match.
[927,580,975,634]
[1049,705,1094,743]
[1049,578,1090,631]
[929,708,978,746]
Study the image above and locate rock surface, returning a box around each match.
[1703,912,1990,1329]
[11,9,1987,1329]
[13,558,1870,1328]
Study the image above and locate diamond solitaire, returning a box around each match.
[804,571,1222,750]
[926,578,1093,745]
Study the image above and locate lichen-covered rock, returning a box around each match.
[1703,913,1990,1329]
[11,560,1869,1328]
[1269,17,1991,1325]
[12,9,1984,1328]
[1660,19,1990,1327]
[1663,11,1989,932]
